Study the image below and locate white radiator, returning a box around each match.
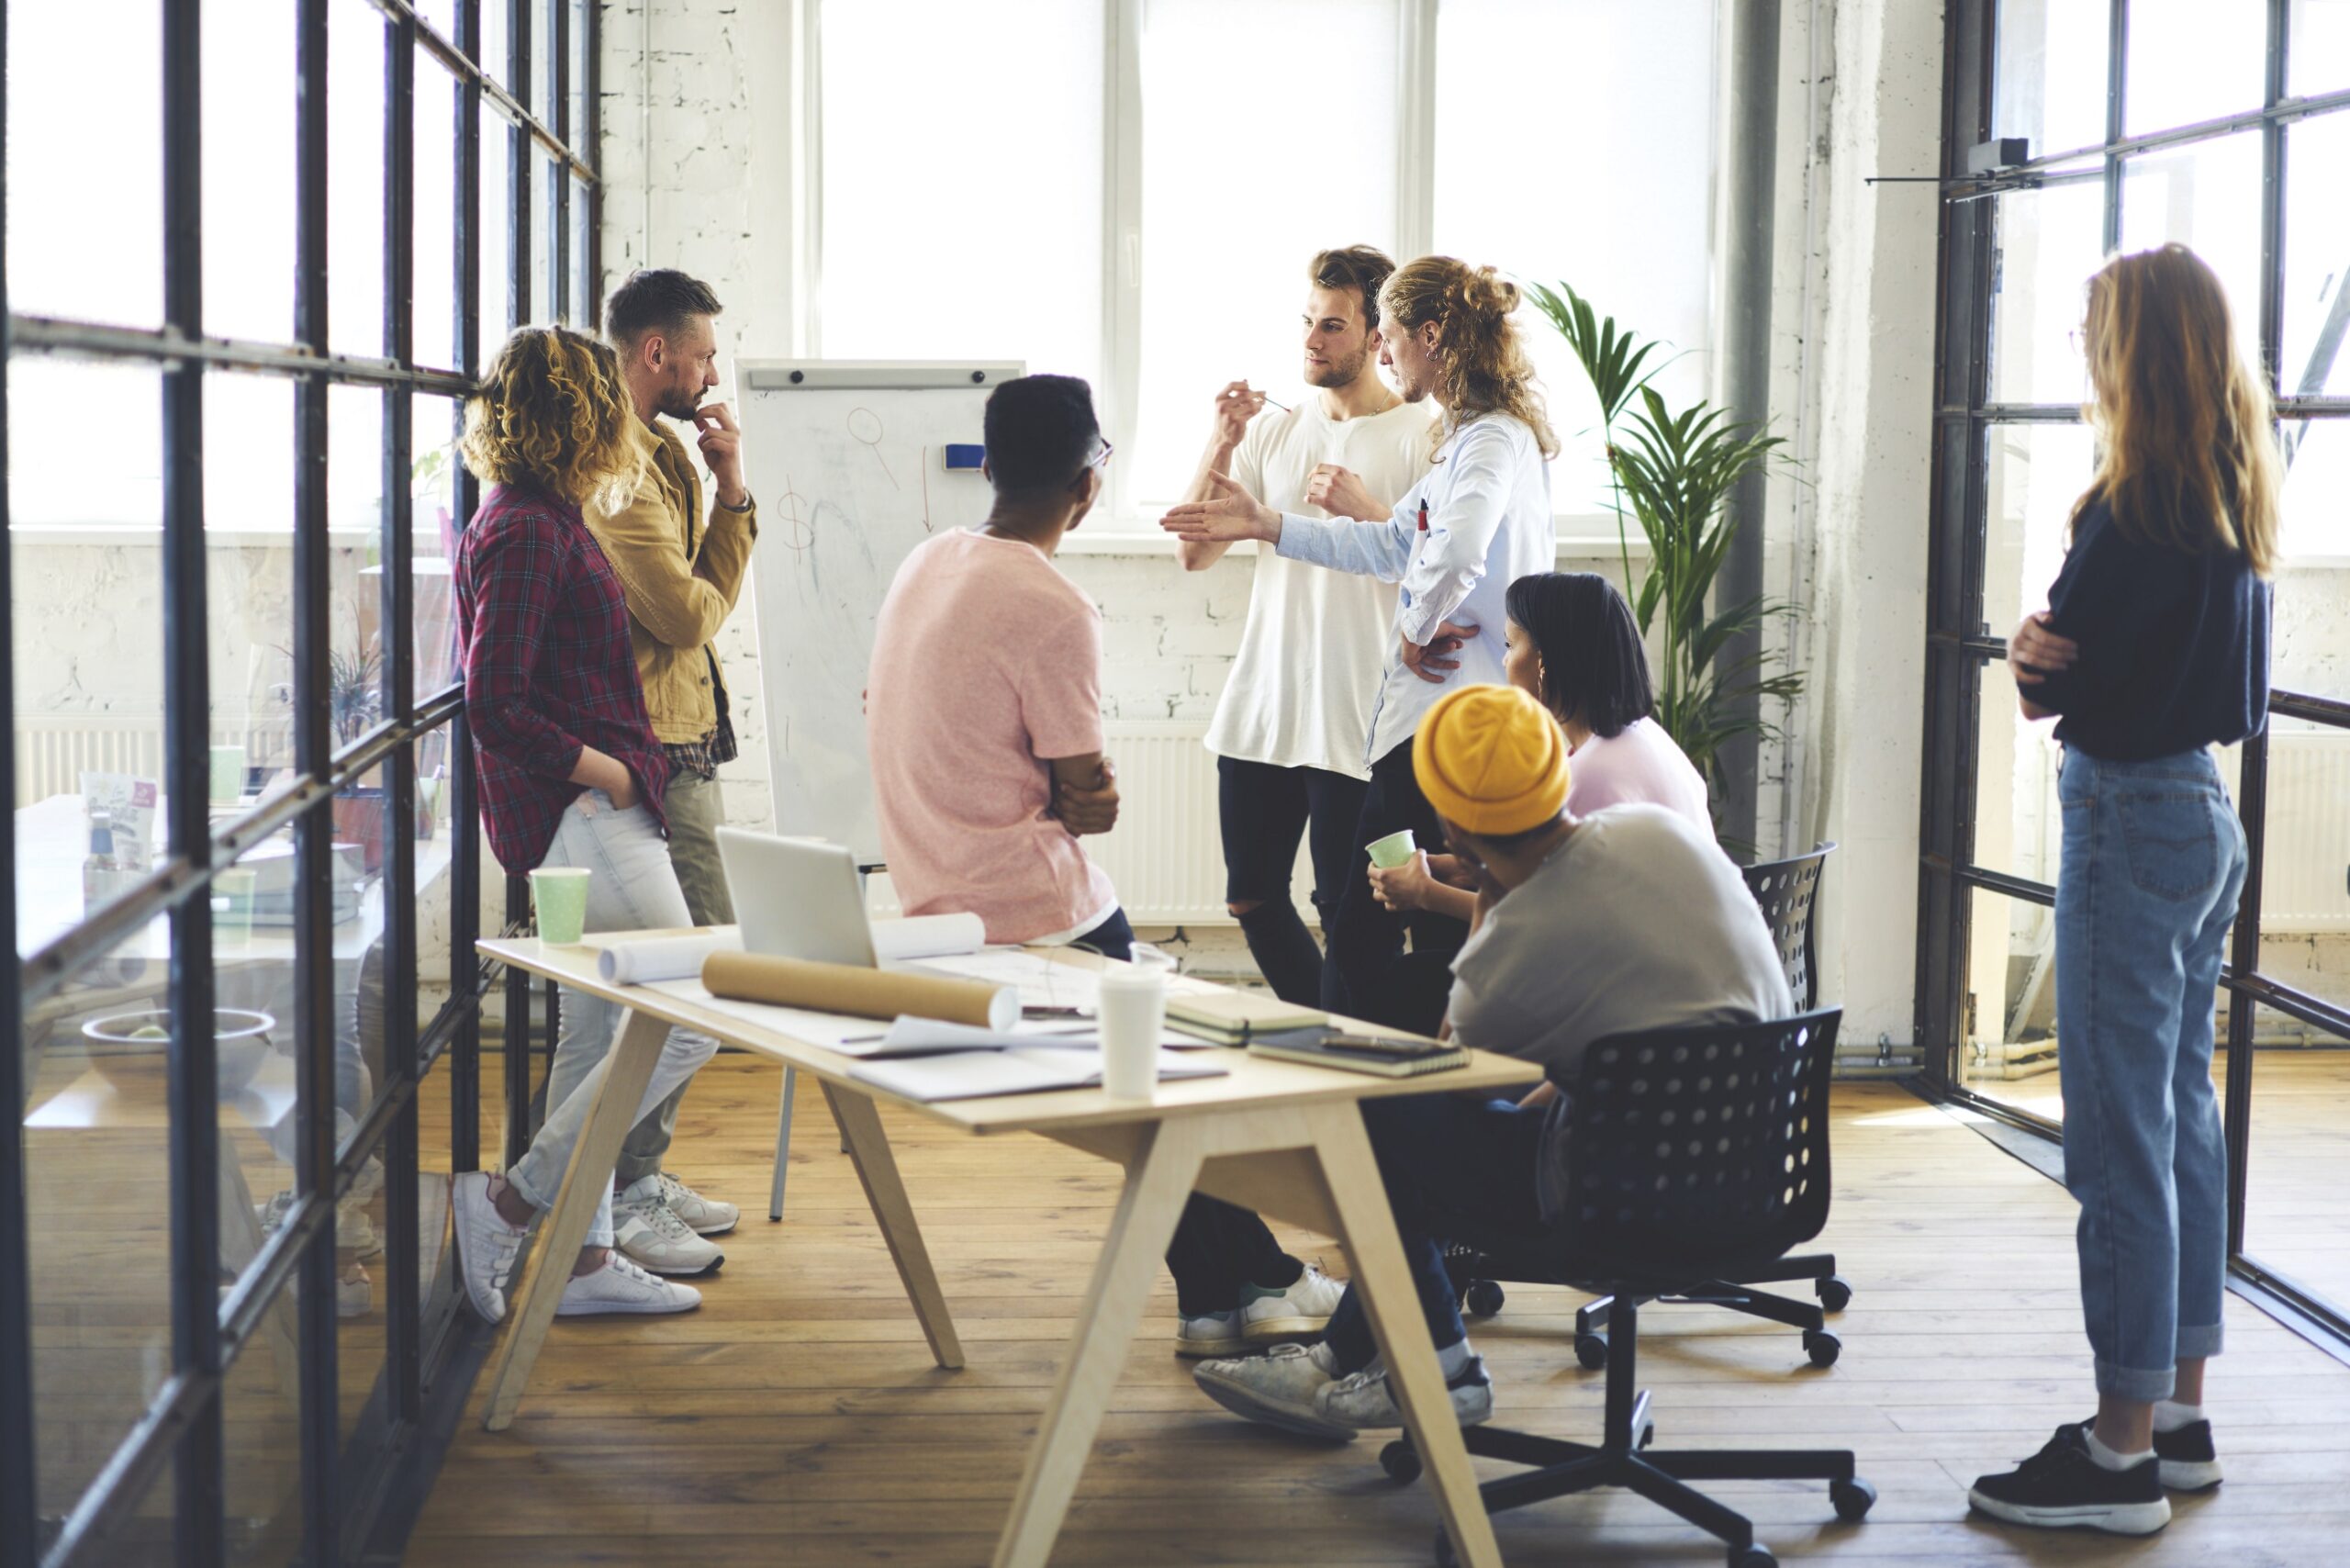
[867,721,1314,927]
[2264,728,2350,934]
[14,716,291,807]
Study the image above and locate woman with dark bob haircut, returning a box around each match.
[1369,570,1710,922]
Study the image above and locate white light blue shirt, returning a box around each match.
[1272,412,1554,767]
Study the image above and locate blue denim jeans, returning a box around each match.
[2054,747,2245,1401]
[1322,1092,1549,1374]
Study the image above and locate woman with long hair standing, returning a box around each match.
[1160,256,1558,1035]
[447,325,721,1322]
[1970,244,2278,1536]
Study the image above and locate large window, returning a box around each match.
[1,2,598,1563]
[1921,0,2350,1342]
[817,0,1723,534]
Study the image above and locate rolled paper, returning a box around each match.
[599,929,744,986]
[868,911,987,962]
[701,950,1018,1032]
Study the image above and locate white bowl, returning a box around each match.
[82,1008,279,1097]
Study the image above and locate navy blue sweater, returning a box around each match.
[2024,498,2270,761]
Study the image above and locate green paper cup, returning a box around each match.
[1366,829,1417,869]
[529,868,592,945]
[209,745,248,804]
[215,868,257,947]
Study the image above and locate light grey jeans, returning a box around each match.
[614,768,733,1184]
[507,789,719,1245]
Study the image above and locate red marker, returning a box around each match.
[1416,498,1429,532]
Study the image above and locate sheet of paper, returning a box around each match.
[637,979,900,1052]
[905,947,1102,1012]
[849,1047,1226,1103]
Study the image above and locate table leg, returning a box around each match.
[767,1066,798,1222]
[822,1081,965,1371]
[478,1007,667,1432]
[1313,1105,1503,1568]
[991,1119,1203,1568]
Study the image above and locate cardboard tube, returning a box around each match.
[701,951,1018,1032]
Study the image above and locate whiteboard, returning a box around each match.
[737,360,1021,864]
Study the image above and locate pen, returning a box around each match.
[1259,391,1291,412]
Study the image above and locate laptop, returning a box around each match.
[715,827,878,969]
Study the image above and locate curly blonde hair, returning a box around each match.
[461,325,638,509]
[1380,256,1559,462]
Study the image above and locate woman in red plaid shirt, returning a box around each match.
[448,326,719,1321]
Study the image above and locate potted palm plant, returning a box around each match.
[328,642,389,873]
[1529,282,1805,852]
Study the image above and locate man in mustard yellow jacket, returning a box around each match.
[576,268,757,1276]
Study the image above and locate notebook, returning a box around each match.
[1245,1028,1470,1079]
[1164,990,1329,1043]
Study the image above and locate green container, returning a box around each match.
[529,868,592,945]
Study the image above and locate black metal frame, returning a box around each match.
[1919,0,2350,1348]
[0,2,599,1564]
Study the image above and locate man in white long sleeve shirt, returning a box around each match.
[1163,256,1557,1033]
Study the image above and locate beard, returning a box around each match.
[1304,342,1373,389]
[656,379,705,422]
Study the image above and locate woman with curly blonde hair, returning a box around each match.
[448,325,719,1323]
[1162,256,1557,1033]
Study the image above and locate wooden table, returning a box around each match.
[476,935,1540,1568]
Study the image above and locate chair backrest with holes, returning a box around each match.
[1556,1008,1842,1277]
[1739,842,1835,1012]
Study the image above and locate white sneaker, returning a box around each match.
[337,1262,373,1320]
[613,1174,724,1276]
[450,1170,526,1325]
[1241,1262,1347,1344]
[1314,1353,1494,1433]
[1177,1308,1248,1358]
[556,1254,702,1316]
[253,1189,380,1259]
[1192,1341,1355,1440]
[656,1171,739,1236]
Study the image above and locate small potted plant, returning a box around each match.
[328,641,389,873]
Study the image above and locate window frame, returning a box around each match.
[1919,0,2350,1350]
[0,3,599,1563]
[800,0,1692,554]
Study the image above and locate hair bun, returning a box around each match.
[1461,265,1517,316]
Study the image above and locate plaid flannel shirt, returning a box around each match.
[454,482,672,873]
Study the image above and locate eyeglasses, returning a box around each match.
[1089,438,1115,471]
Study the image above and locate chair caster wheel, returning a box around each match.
[1638,1417,1657,1450]
[1803,1328,1841,1368]
[1381,1440,1423,1485]
[1463,1279,1505,1317]
[1830,1476,1877,1521]
[1730,1547,1776,1568]
[1817,1274,1852,1313]
[1574,1331,1610,1370]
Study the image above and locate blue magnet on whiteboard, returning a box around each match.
[944,443,986,471]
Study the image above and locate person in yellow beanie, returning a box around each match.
[1192,683,1791,1440]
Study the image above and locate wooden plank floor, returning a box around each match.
[1964,1051,2350,1311]
[405,1058,2350,1567]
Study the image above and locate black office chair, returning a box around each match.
[1385,1010,1875,1568]
[1449,842,1851,1369]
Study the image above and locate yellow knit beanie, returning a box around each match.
[1412,684,1570,837]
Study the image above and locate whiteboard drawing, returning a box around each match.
[737,361,1018,862]
[846,406,897,488]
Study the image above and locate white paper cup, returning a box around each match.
[1097,947,1175,1100]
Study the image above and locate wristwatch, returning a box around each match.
[719,492,755,513]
